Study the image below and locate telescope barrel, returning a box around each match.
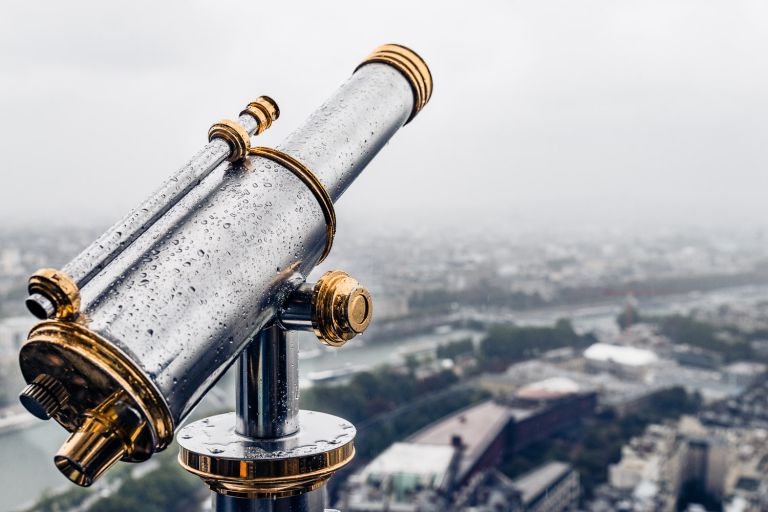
[18,44,432,486]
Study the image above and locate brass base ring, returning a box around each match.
[177,411,356,499]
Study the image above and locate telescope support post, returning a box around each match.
[213,488,329,512]
[179,273,372,511]
[203,323,332,512]
[236,325,299,439]
[212,324,326,511]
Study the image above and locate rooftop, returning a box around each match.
[515,377,580,400]
[409,401,510,480]
[361,442,456,491]
[511,461,573,505]
[584,343,659,367]
[724,361,767,375]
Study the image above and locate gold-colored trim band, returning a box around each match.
[209,119,251,162]
[240,96,280,135]
[249,146,336,262]
[356,43,433,124]
[178,443,355,499]
[21,321,175,454]
[28,268,80,320]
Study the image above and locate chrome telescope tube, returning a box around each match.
[18,44,432,487]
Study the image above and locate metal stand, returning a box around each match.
[214,487,327,512]
[236,325,300,439]
[178,323,354,511]
[220,324,325,511]
[178,272,371,512]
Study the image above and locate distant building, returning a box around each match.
[592,414,768,512]
[343,401,511,511]
[583,343,659,379]
[408,401,511,486]
[511,461,580,512]
[509,394,597,452]
[608,423,685,511]
[341,397,591,511]
[343,442,456,511]
[671,344,723,370]
[686,436,730,500]
[722,362,766,388]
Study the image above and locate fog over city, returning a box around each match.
[2,1,768,231]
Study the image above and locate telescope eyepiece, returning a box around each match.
[54,392,145,486]
[25,293,56,320]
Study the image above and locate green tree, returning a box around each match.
[436,337,474,360]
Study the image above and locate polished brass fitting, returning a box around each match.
[19,373,70,420]
[177,411,356,499]
[312,270,373,347]
[55,391,146,486]
[240,96,280,135]
[209,119,252,162]
[27,268,80,320]
[19,320,174,486]
[210,96,280,162]
[356,43,433,123]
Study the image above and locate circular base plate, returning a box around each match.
[177,411,355,498]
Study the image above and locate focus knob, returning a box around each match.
[312,270,373,347]
[20,374,69,420]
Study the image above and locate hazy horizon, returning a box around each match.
[1,1,767,232]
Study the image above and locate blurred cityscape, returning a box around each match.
[3,224,768,511]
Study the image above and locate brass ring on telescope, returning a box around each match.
[178,439,355,499]
[28,268,81,320]
[356,43,433,123]
[209,119,251,162]
[20,321,175,458]
[249,146,336,262]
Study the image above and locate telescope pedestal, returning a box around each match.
[178,324,355,512]
[214,487,328,512]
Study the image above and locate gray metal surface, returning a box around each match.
[277,283,314,332]
[72,61,414,424]
[236,325,299,438]
[177,411,355,460]
[213,488,327,512]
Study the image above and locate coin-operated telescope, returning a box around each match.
[17,44,431,510]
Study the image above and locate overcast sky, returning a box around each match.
[1,1,767,233]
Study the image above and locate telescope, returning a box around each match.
[17,44,432,510]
